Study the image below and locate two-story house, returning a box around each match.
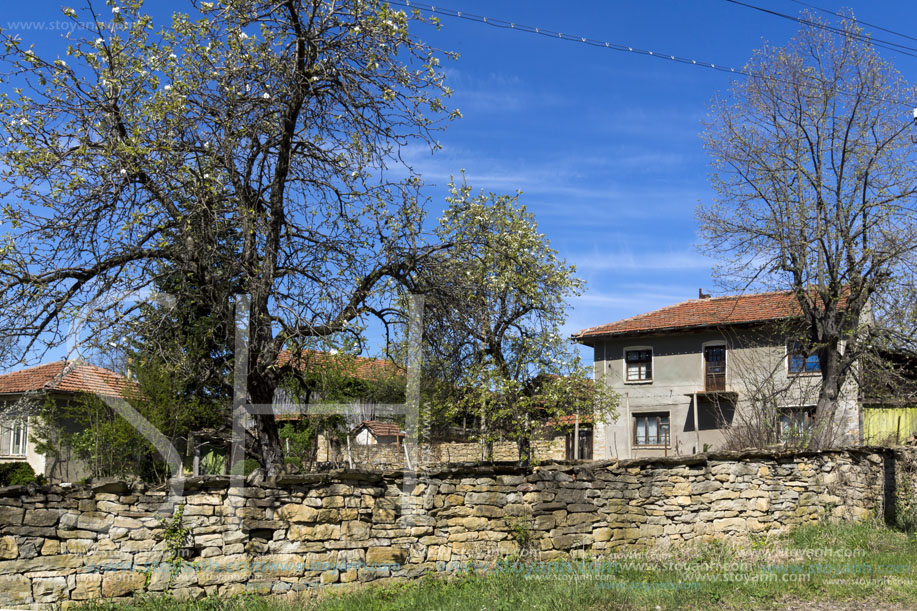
[572,290,861,459]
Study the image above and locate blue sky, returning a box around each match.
[399,0,917,360]
[2,1,916,367]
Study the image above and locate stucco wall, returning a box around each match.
[0,447,905,608]
[592,324,861,459]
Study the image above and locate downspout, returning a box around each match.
[693,392,701,454]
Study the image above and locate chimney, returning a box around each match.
[698,288,711,299]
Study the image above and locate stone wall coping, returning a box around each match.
[0,446,904,499]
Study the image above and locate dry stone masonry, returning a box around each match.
[0,447,907,608]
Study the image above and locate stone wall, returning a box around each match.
[315,438,567,468]
[0,447,907,608]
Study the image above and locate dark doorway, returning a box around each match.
[565,425,593,460]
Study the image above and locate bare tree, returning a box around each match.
[0,1,455,473]
[716,324,837,451]
[699,13,917,447]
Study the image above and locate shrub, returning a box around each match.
[0,461,42,486]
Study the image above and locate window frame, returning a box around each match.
[701,340,728,391]
[632,412,670,447]
[786,340,821,376]
[777,406,815,443]
[623,346,653,384]
[0,418,28,458]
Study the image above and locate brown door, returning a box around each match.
[704,345,726,391]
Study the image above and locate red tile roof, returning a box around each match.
[277,350,402,381]
[357,420,404,437]
[546,414,594,427]
[573,290,808,342]
[0,361,134,398]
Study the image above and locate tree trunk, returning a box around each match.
[249,376,284,475]
[253,413,285,476]
[813,340,843,449]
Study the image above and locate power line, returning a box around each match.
[789,0,917,44]
[393,0,915,109]
[725,0,917,59]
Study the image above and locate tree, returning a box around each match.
[417,181,617,462]
[0,0,456,473]
[698,14,917,447]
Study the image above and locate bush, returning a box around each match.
[0,461,42,486]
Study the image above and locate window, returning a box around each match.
[0,419,27,457]
[625,349,652,382]
[633,413,669,446]
[787,341,820,374]
[704,344,726,392]
[778,407,815,443]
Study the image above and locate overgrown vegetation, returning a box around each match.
[32,359,222,483]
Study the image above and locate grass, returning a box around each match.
[75,519,917,611]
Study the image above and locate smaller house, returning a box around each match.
[352,420,405,446]
[0,361,131,482]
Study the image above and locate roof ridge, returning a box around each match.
[42,359,77,391]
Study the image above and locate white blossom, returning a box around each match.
[111,6,120,14]
[262,92,271,100]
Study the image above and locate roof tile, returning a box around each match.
[573,290,814,341]
[0,361,133,397]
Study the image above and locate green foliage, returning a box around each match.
[278,416,347,472]
[156,504,192,577]
[0,0,456,473]
[199,451,225,476]
[0,461,42,486]
[507,516,532,550]
[33,356,222,482]
[418,180,618,461]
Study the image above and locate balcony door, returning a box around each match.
[704,345,726,392]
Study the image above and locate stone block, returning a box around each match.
[72,573,102,600]
[0,536,17,559]
[0,506,24,526]
[32,576,68,603]
[0,574,31,605]
[24,509,60,527]
[276,503,318,523]
[366,546,407,566]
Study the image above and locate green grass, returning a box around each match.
[76,519,917,611]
